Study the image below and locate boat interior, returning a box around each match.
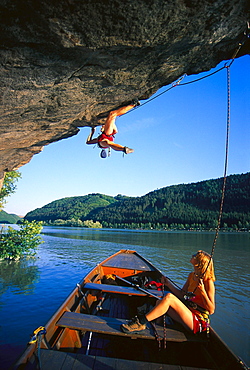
[16,251,243,370]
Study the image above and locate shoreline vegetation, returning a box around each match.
[0,220,43,260]
[41,218,249,232]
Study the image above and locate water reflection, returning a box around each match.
[0,259,40,296]
[42,226,249,251]
[42,227,218,251]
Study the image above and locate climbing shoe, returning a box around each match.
[123,146,134,154]
[131,98,141,106]
[121,316,146,333]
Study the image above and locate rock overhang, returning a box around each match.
[0,0,249,184]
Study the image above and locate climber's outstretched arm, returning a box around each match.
[86,127,98,145]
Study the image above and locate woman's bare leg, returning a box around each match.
[114,104,135,116]
[145,293,194,331]
[99,139,133,153]
[103,104,135,135]
[100,140,124,151]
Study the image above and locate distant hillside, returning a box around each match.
[0,211,21,224]
[25,194,127,222]
[25,173,250,230]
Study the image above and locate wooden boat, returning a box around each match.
[14,249,247,370]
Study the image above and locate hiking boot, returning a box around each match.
[131,98,141,107]
[120,316,146,333]
[123,146,134,154]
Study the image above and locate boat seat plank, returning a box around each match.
[56,312,205,343]
[83,282,162,297]
[40,349,212,369]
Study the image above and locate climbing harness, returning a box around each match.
[95,129,113,158]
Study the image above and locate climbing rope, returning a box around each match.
[227,21,250,67]
[151,23,249,290]
[136,73,187,109]
[201,21,249,273]
[29,326,47,370]
[128,22,249,113]
[202,62,230,274]
[162,283,167,350]
[194,24,249,273]
[127,26,248,259]
[150,283,167,350]
[187,62,231,290]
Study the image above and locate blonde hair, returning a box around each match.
[194,250,216,281]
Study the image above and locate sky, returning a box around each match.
[3,55,250,217]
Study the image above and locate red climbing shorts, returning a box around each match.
[98,133,114,148]
[191,310,209,334]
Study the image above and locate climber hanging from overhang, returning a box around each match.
[86,99,140,158]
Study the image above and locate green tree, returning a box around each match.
[0,171,21,210]
[0,220,43,259]
[0,172,43,259]
[83,220,102,228]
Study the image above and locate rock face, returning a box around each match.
[0,0,249,183]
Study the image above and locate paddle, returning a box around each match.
[115,275,161,300]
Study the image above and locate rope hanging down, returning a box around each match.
[134,24,248,265]
[157,63,231,292]
[210,65,230,259]
[134,24,249,289]
[200,23,249,271]
[201,63,230,278]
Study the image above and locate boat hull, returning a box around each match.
[14,250,247,370]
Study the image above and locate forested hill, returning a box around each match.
[25,173,250,230]
[25,194,123,222]
[0,211,21,224]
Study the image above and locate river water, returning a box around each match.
[0,227,249,368]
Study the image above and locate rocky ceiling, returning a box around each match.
[0,0,249,185]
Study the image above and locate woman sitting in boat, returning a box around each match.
[121,250,215,334]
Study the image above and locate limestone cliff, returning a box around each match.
[0,0,249,184]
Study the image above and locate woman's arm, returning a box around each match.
[161,276,186,300]
[86,127,98,145]
[198,279,215,314]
